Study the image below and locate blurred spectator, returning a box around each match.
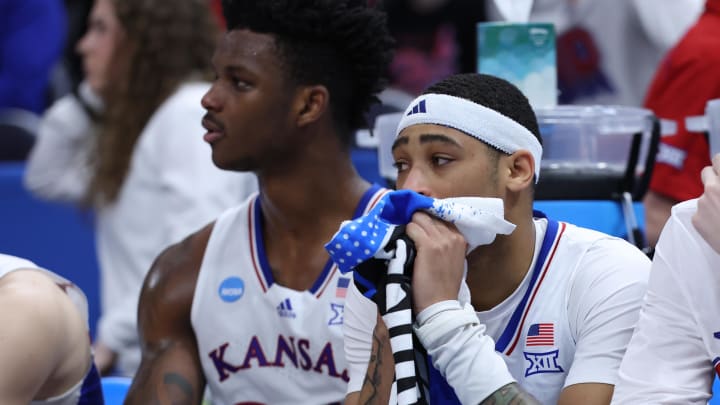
[58,0,94,96]
[384,0,487,96]
[487,0,704,106]
[642,0,720,247]
[0,0,66,114]
[24,0,257,376]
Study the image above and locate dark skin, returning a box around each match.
[125,29,371,404]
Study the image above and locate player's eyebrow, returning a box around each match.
[391,133,462,151]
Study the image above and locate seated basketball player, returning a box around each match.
[123,0,394,403]
[0,254,103,404]
[613,153,720,403]
[340,73,651,405]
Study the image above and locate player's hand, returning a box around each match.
[406,211,467,314]
[93,340,118,375]
[692,153,720,254]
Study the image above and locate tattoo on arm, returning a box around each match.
[163,372,195,404]
[360,327,388,405]
[479,382,541,405]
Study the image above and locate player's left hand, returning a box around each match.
[692,153,720,254]
[406,211,467,314]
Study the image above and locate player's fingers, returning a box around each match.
[712,153,720,173]
[407,212,465,247]
[701,166,713,186]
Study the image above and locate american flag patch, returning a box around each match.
[526,323,554,347]
[336,277,350,298]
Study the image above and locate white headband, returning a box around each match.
[397,93,543,182]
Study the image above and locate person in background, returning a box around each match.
[0,253,104,404]
[613,154,720,404]
[486,0,704,107]
[24,0,257,376]
[383,0,487,96]
[641,0,720,247]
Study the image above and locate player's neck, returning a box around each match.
[465,215,537,311]
[257,160,371,291]
[258,158,370,231]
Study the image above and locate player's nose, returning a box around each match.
[400,167,435,197]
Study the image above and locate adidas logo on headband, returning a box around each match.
[398,93,544,183]
[406,99,427,116]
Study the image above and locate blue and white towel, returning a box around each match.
[324,190,515,405]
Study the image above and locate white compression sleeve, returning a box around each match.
[414,301,515,404]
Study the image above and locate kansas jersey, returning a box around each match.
[344,216,650,404]
[613,199,720,404]
[0,254,104,405]
[192,185,388,404]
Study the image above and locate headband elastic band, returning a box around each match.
[397,93,543,182]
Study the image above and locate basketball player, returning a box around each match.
[612,153,720,403]
[123,0,394,403]
[0,254,103,404]
[342,74,651,405]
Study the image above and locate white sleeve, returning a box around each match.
[24,93,94,202]
[564,238,650,388]
[343,280,378,395]
[414,301,515,405]
[612,202,718,404]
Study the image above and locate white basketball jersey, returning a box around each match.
[489,219,575,405]
[192,186,388,405]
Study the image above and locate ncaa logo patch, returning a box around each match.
[218,276,245,303]
[524,349,564,377]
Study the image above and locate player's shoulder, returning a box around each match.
[558,223,650,288]
[560,222,647,257]
[143,221,216,303]
[0,269,78,329]
[0,268,60,299]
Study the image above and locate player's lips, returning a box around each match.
[202,114,225,144]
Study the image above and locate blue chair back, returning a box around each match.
[101,376,132,405]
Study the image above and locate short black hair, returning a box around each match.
[424,73,543,146]
[222,0,394,145]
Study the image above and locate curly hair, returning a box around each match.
[87,0,219,205]
[221,0,395,144]
[424,73,543,146]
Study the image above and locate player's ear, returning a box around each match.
[505,150,535,192]
[294,85,329,128]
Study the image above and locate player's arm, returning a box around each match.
[406,212,540,404]
[346,312,395,405]
[558,383,614,405]
[0,269,88,405]
[125,225,213,405]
